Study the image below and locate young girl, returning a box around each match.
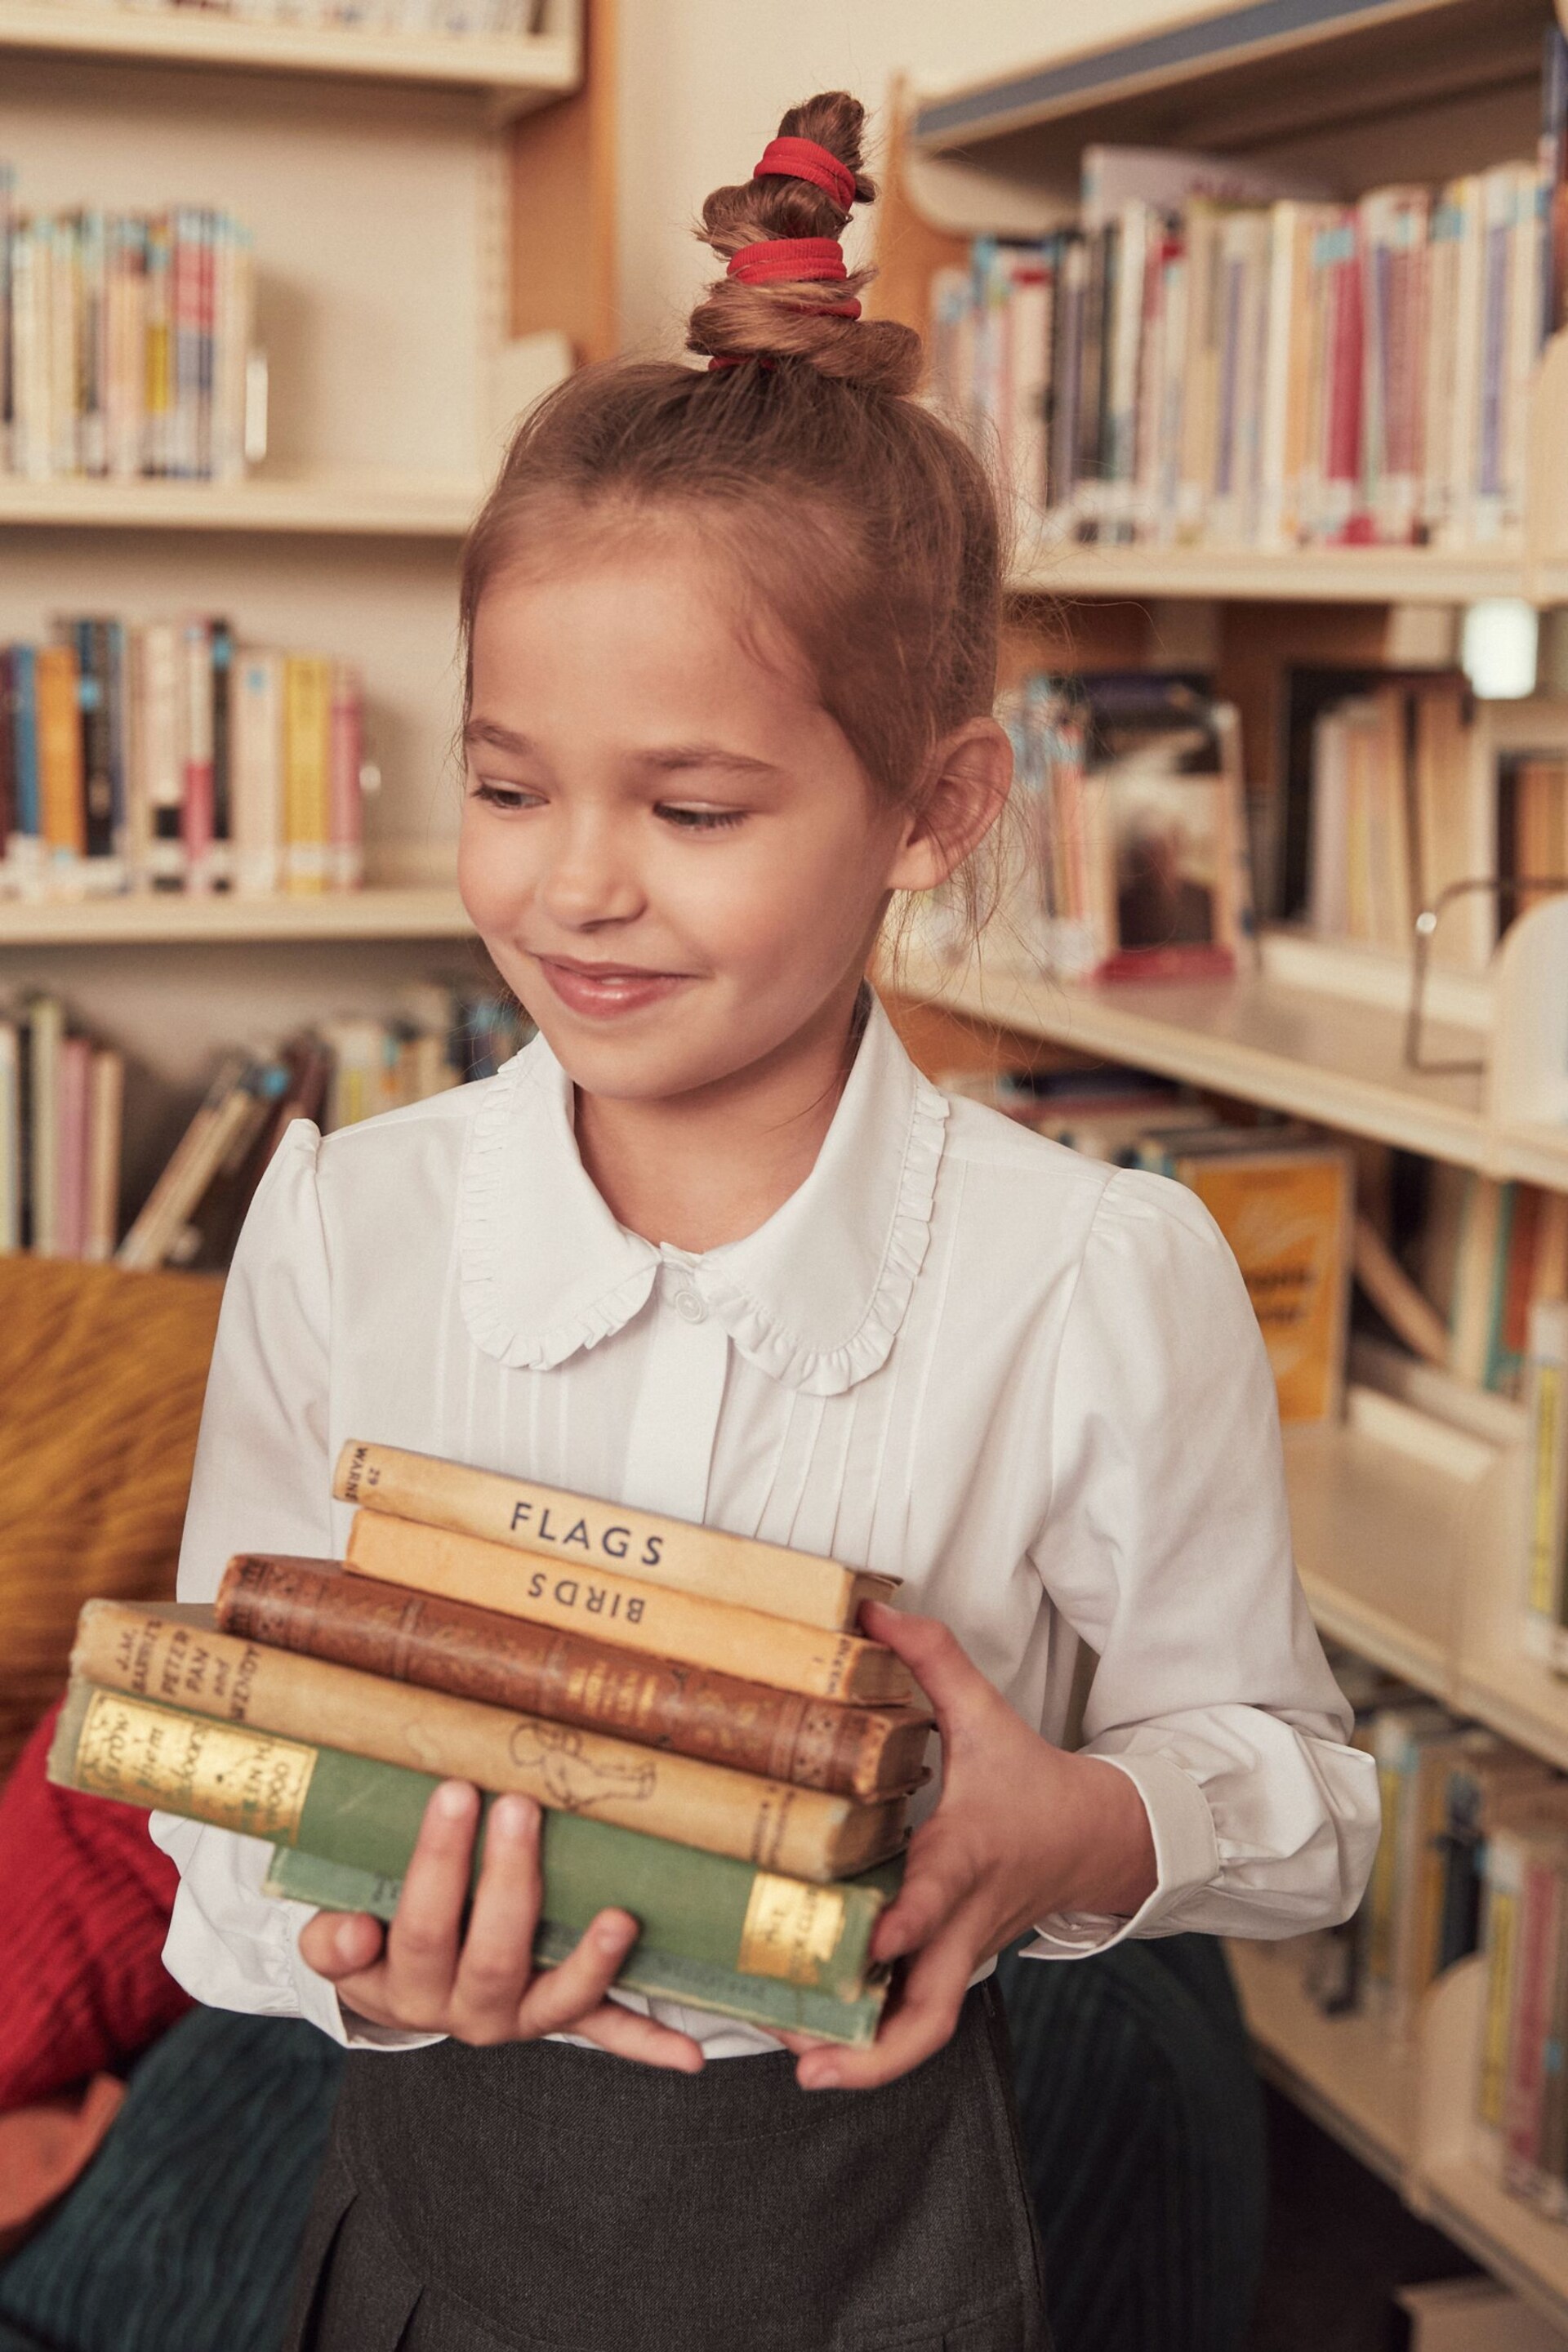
[153,92,1378,2352]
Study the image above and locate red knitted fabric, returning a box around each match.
[0,1697,191,2112]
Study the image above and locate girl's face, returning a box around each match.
[458,537,922,1106]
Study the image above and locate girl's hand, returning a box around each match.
[782,1600,1158,2093]
[296,1781,705,2072]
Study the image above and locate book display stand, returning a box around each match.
[882,0,1568,2325]
[0,0,611,1163]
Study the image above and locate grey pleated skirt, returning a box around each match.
[283,1982,1049,2352]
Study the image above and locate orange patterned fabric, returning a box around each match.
[0,1258,222,1776]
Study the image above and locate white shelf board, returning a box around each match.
[1228,1939,1417,2190]
[909,0,1539,162]
[0,886,472,946]
[0,3,578,104]
[1283,1392,1490,1700]
[1011,538,1530,608]
[0,469,483,537]
[894,938,1494,1169]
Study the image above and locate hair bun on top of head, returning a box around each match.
[688,92,923,394]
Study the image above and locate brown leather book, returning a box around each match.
[73,1600,911,1883]
[216,1554,933,1804]
[343,1512,917,1706]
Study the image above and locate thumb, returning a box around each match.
[860,1599,994,1731]
[297,1908,385,1980]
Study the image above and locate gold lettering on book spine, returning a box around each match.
[737,1873,847,1987]
[76,1690,317,1842]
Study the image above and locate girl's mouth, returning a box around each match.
[533,956,697,1019]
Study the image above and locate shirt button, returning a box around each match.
[672,1288,706,1325]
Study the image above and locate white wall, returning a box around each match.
[614,0,1191,352]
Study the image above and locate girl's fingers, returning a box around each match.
[298,1908,385,1982]
[382,1780,482,2024]
[871,1828,977,1964]
[447,1793,545,2040]
[514,1907,642,2039]
[857,1601,994,1739]
[795,1927,979,2093]
[574,1998,707,2074]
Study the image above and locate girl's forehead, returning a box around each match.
[471,548,818,719]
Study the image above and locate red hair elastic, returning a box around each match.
[724,237,862,318]
[727,236,847,287]
[753,136,857,212]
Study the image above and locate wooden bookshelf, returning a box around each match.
[0,469,483,538]
[1012,540,1534,608]
[895,898,1568,1187]
[1230,1949,1568,2335]
[0,1,580,112]
[1227,1940,1417,2189]
[0,888,472,948]
[0,4,611,1113]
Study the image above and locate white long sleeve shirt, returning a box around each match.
[153,991,1378,2058]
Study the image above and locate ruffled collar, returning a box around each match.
[457,991,948,1397]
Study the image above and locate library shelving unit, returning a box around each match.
[0,0,613,1190]
[0,1,578,109]
[880,0,1568,2324]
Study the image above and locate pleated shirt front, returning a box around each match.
[154,992,1378,2057]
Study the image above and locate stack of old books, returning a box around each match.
[49,1441,932,2046]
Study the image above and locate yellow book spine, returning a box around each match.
[71,1600,907,1882]
[345,1512,916,1708]
[283,655,330,897]
[333,1439,898,1632]
[1481,1878,1521,2132]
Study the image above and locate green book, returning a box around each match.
[262,1846,889,2047]
[49,1679,896,2006]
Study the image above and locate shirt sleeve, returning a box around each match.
[1022,1165,1379,1959]
[147,1118,435,2051]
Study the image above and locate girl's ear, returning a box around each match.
[885,716,1013,894]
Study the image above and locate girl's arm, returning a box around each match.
[146,1120,401,2047]
[152,1118,702,2069]
[787,1166,1379,2093]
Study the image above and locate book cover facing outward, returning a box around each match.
[1173,1143,1354,1423]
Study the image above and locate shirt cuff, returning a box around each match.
[1020,1750,1221,1961]
[282,1897,446,2053]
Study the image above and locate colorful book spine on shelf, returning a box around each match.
[1,617,364,902]
[969,670,1249,986]
[929,110,1561,555]
[1448,1179,1568,1401]
[92,986,530,1275]
[0,995,125,1263]
[2,180,252,486]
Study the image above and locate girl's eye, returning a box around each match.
[656,804,746,832]
[472,779,541,812]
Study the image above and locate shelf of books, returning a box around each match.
[0,470,483,539]
[1232,1944,1568,2335]
[892,0,1568,609]
[0,886,471,947]
[0,1,581,109]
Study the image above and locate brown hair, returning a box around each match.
[460,91,1004,878]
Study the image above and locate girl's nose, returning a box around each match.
[538,822,644,929]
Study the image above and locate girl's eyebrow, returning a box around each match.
[637,745,781,777]
[465,719,536,755]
